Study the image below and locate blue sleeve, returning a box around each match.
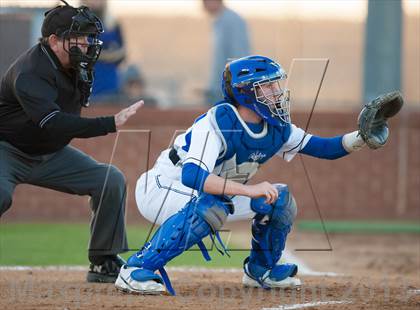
[181,162,210,192]
[299,135,349,160]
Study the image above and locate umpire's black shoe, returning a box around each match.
[87,255,126,283]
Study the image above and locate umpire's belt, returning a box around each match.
[169,147,181,165]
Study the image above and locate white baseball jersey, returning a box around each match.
[136,104,311,225]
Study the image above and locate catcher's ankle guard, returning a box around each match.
[243,257,298,289]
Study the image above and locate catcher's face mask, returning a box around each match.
[253,77,291,124]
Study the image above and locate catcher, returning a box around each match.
[116,55,403,295]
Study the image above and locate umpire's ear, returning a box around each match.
[48,35,60,51]
[47,34,72,69]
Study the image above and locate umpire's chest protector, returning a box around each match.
[208,103,291,183]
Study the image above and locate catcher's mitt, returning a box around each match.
[358,91,404,149]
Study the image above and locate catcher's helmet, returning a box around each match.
[222,55,290,126]
[42,0,104,77]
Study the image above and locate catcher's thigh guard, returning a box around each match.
[245,184,298,288]
[126,193,232,295]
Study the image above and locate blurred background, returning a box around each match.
[1,0,419,108]
[0,0,418,266]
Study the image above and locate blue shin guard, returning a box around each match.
[245,184,298,288]
[127,194,233,295]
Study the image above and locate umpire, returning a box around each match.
[0,2,142,283]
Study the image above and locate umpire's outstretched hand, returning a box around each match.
[114,100,144,128]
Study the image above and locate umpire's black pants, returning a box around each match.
[0,141,128,257]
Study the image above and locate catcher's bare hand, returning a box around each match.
[115,100,144,128]
[245,181,278,204]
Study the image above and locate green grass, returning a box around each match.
[297,220,420,233]
[0,223,247,267]
[2,220,418,266]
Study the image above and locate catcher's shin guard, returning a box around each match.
[125,194,233,295]
[244,184,299,289]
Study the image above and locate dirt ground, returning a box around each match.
[1,231,419,310]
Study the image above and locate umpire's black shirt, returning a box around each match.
[0,43,116,155]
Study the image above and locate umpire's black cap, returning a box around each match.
[41,3,100,38]
[41,4,79,37]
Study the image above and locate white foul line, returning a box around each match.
[0,266,86,271]
[0,264,341,276]
[262,300,352,310]
[0,265,242,273]
[408,289,420,295]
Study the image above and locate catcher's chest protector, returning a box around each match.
[209,103,291,183]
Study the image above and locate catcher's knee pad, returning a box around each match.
[246,184,297,286]
[250,183,297,226]
[127,193,232,295]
